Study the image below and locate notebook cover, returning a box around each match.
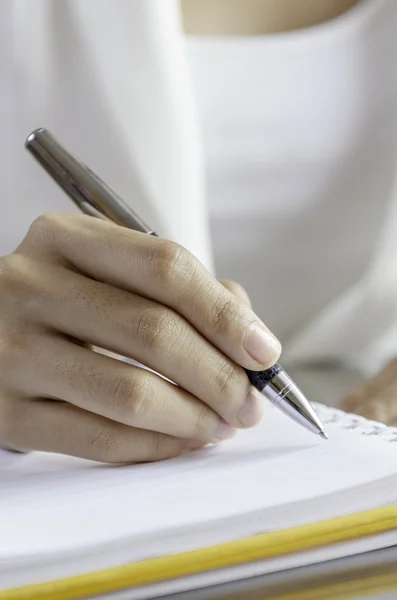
[1,504,397,600]
[265,570,397,600]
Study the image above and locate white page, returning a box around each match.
[0,404,396,559]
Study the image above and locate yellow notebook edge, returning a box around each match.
[2,504,397,600]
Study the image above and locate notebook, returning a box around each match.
[1,402,397,600]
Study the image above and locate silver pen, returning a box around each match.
[25,128,328,440]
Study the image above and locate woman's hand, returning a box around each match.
[338,359,397,426]
[0,214,281,463]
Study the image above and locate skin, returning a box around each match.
[1,0,393,464]
[338,361,397,427]
[181,0,360,36]
[0,214,281,462]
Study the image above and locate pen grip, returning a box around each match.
[245,364,282,392]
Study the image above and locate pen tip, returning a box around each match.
[319,430,328,440]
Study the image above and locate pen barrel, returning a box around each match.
[25,128,154,234]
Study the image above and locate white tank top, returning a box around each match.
[2,0,397,377]
[186,0,397,356]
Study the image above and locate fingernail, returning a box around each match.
[244,324,281,367]
[213,421,236,442]
[238,387,265,427]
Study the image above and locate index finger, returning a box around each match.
[25,214,281,371]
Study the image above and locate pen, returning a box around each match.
[25,128,327,440]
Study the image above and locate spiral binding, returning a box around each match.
[312,403,397,443]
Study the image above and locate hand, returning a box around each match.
[338,359,397,426]
[0,214,281,463]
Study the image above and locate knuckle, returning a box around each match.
[109,372,153,424]
[0,254,23,302]
[150,241,191,285]
[128,373,154,419]
[27,213,62,246]
[0,253,42,314]
[136,307,182,356]
[0,328,33,379]
[0,255,13,286]
[108,377,137,415]
[213,358,243,401]
[87,425,121,463]
[211,295,241,336]
[192,404,214,436]
[0,256,41,377]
